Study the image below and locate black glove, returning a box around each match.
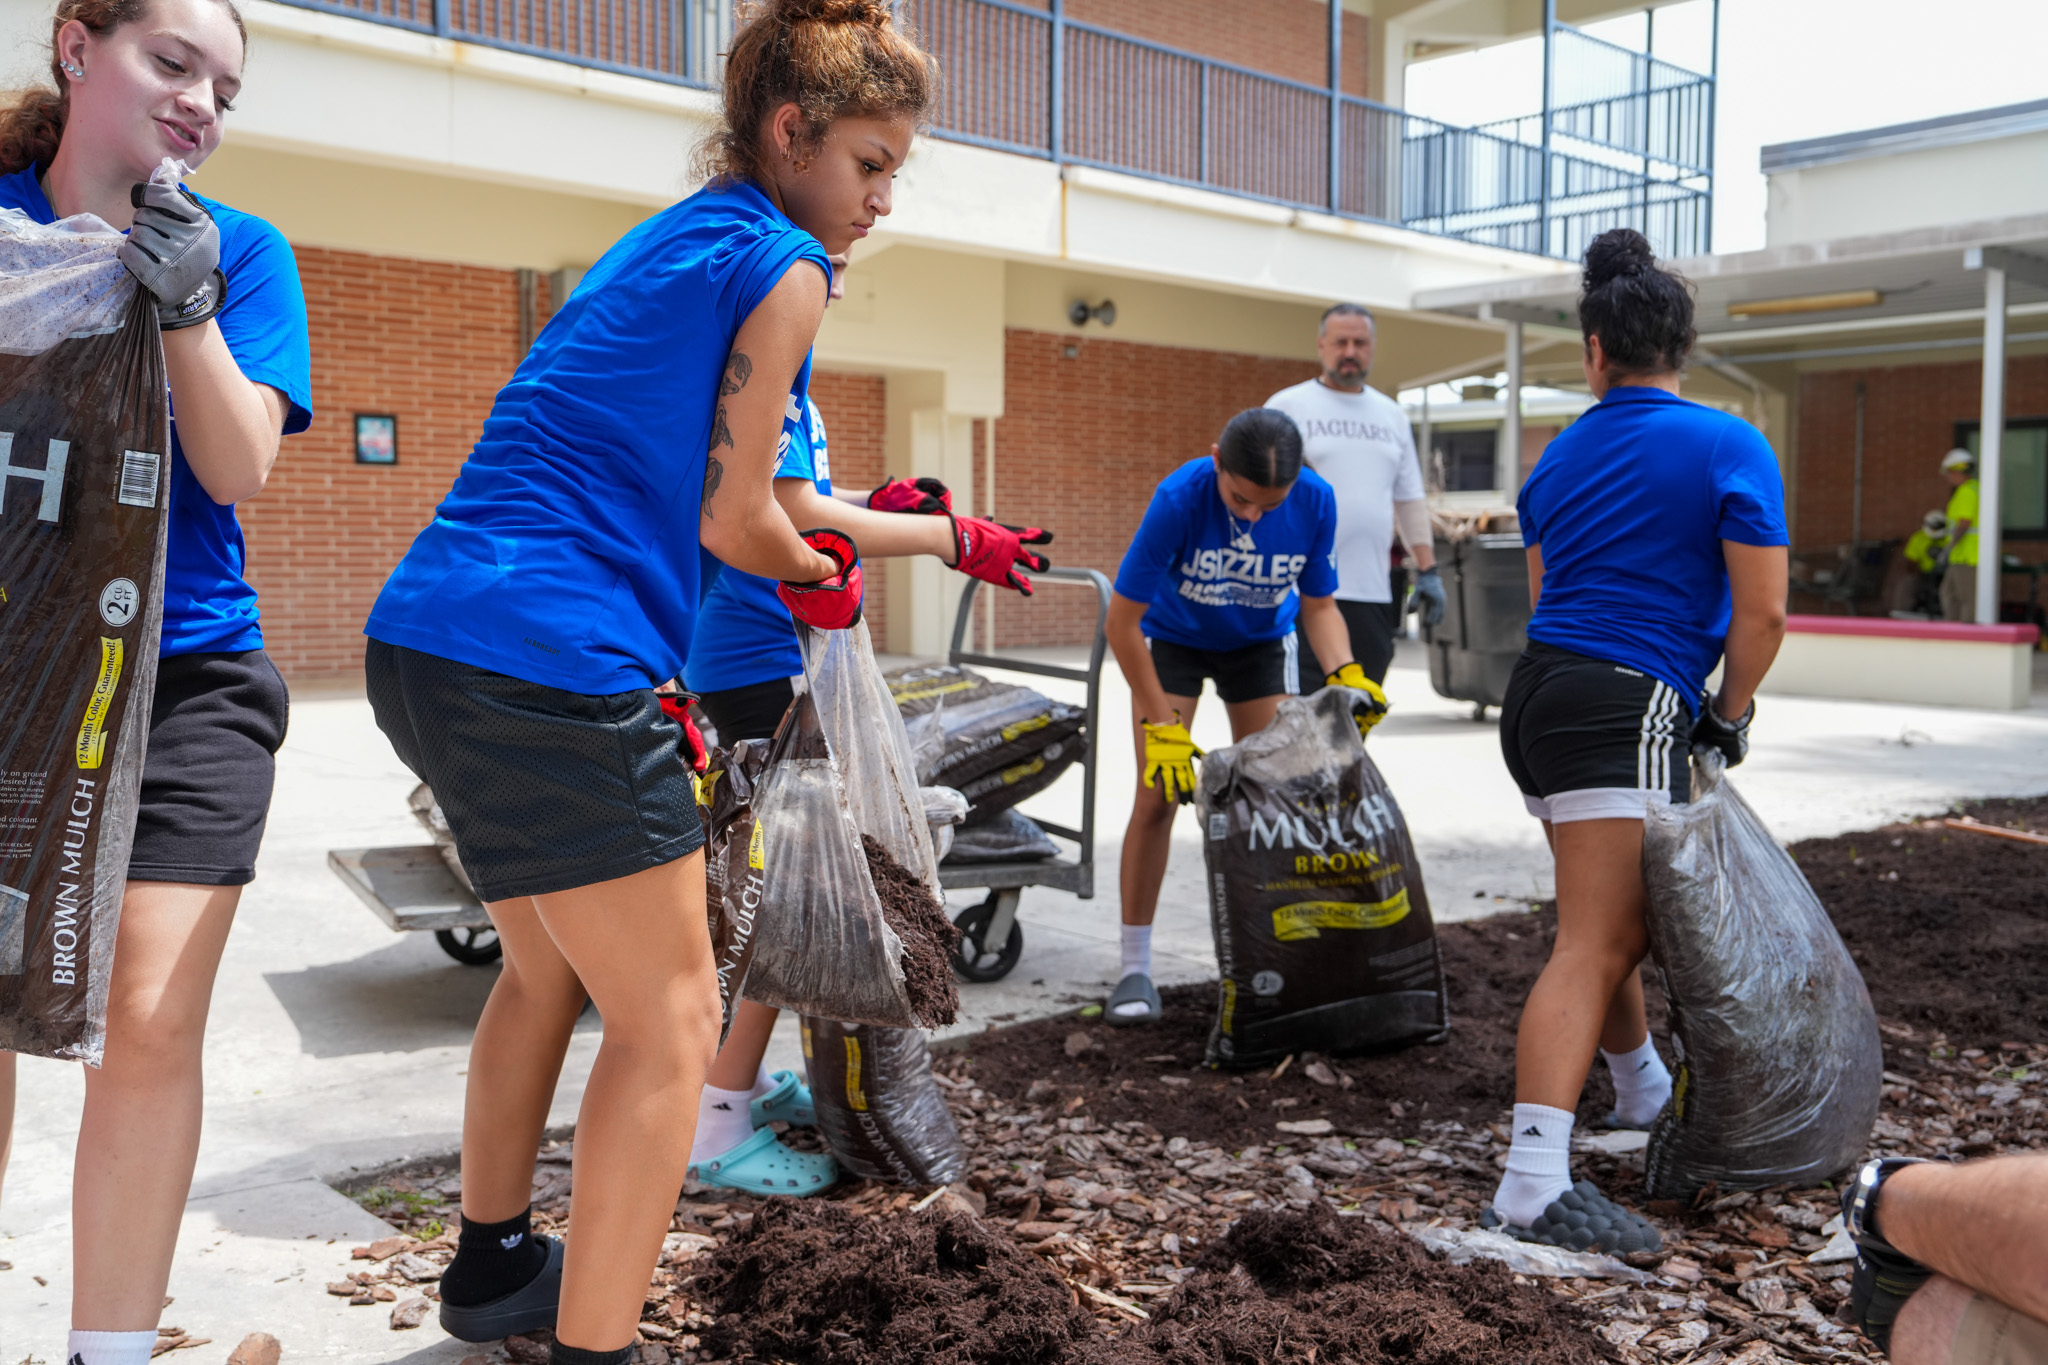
[118,179,226,330]
[1410,566,1447,628]
[1690,698,1752,767]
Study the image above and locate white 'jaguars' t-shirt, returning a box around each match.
[1264,378,1425,603]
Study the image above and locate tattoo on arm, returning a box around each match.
[720,352,753,396]
[710,402,733,451]
[702,455,724,517]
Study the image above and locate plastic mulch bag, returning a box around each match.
[1640,750,1882,1196]
[743,623,958,1029]
[0,201,170,1064]
[942,808,1060,865]
[1197,688,1448,1069]
[887,662,1085,820]
[800,1014,967,1186]
[921,785,968,863]
[701,739,772,1046]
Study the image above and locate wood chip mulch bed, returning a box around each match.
[325,795,2048,1364]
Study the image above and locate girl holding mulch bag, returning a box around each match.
[361,4,933,1361]
[0,0,311,1360]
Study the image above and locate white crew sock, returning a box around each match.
[68,1331,158,1365]
[749,1062,778,1100]
[1491,1102,1576,1227]
[1602,1036,1673,1129]
[690,1082,760,1163]
[1119,924,1152,980]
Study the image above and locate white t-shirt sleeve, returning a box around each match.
[1391,410,1425,503]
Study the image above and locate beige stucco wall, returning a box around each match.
[1766,130,2048,247]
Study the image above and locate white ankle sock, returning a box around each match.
[691,1082,759,1163]
[1492,1103,1575,1227]
[749,1063,778,1100]
[68,1331,158,1365]
[1602,1036,1673,1129]
[1119,923,1152,980]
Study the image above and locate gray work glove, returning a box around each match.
[1410,566,1447,628]
[118,179,226,330]
[1690,698,1752,767]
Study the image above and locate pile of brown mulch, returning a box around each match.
[862,833,961,1029]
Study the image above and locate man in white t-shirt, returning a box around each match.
[1265,304,1445,683]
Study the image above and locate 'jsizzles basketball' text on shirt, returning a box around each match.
[1115,458,1339,651]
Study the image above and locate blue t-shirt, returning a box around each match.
[0,166,313,656]
[685,393,829,694]
[366,182,831,693]
[1114,458,1340,651]
[1518,385,1788,710]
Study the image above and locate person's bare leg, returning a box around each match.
[1601,971,1650,1054]
[71,882,241,1329]
[1221,695,1282,742]
[1118,692,1199,930]
[1889,1275,1972,1365]
[537,852,719,1350]
[1517,819,1649,1111]
[0,1050,14,1208]
[457,894,588,1224]
[704,1000,777,1093]
[1880,1154,2048,1328]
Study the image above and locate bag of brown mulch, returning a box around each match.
[888,662,1085,818]
[0,206,170,1065]
[1197,687,1448,1069]
[800,1015,966,1186]
[1640,750,1882,1196]
[744,624,959,1030]
[700,738,772,1046]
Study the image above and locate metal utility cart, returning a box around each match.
[941,566,1110,984]
[327,844,500,965]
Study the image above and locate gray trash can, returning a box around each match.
[1423,531,1530,717]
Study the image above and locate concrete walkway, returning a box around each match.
[6,636,2047,1362]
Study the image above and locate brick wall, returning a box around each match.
[989,328,1319,647]
[239,246,524,684]
[1796,358,2048,605]
[1065,0,1371,95]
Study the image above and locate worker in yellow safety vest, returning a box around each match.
[1904,511,1949,573]
[1938,448,1980,622]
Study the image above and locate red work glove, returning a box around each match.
[948,514,1052,595]
[656,691,710,773]
[776,528,864,630]
[869,477,952,515]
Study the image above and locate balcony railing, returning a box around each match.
[273,0,1712,261]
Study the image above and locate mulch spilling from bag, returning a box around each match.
[691,1203,1112,1365]
[862,833,961,1029]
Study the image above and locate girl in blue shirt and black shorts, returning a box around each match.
[364,3,933,1359]
[1104,408,1387,1027]
[1483,229,1788,1254]
[0,2,310,1360]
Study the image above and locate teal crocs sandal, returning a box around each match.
[749,1069,817,1128]
[690,1125,839,1196]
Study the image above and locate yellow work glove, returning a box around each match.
[1326,662,1390,739]
[1141,714,1204,805]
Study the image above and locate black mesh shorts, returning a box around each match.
[1148,635,1301,704]
[366,639,704,902]
[1499,641,1692,823]
[129,650,291,886]
[697,675,797,747]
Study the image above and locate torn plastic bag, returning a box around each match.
[1641,750,1882,1196]
[921,785,968,863]
[1198,687,1448,1069]
[700,739,771,1046]
[743,623,958,1029]
[800,1015,967,1186]
[943,808,1059,865]
[0,204,169,1065]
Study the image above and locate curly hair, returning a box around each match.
[698,0,934,187]
[1578,228,1696,375]
[0,0,248,178]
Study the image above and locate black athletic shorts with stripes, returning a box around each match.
[1148,634,1301,704]
[1498,641,1692,823]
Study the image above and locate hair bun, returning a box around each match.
[1582,228,1657,289]
[775,0,893,22]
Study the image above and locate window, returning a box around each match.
[1956,418,2048,537]
[1425,428,1498,493]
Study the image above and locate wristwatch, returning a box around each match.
[1842,1157,1934,1352]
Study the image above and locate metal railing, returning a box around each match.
[273,0,1713,260]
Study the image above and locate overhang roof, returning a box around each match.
[1410,214,2048,361]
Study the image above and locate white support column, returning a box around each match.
[1500,319,1524,496]
[884,371,977,658]
[1977,266,2006,626]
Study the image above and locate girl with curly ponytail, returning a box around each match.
[0,2,313,1362]
[362,3,936,1359]
[1483,228,1788,1253]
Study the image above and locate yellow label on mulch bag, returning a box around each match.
[999,714,1051,743]
[843,1036,868,1112]
[1270,887,1411,941]
[748,819,765,871]
[75,636,124,770]
[693,768,723,809]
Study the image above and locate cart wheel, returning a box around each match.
[953,891,1024,983]
[435,926,502,965]
[1471,703,1489,722]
